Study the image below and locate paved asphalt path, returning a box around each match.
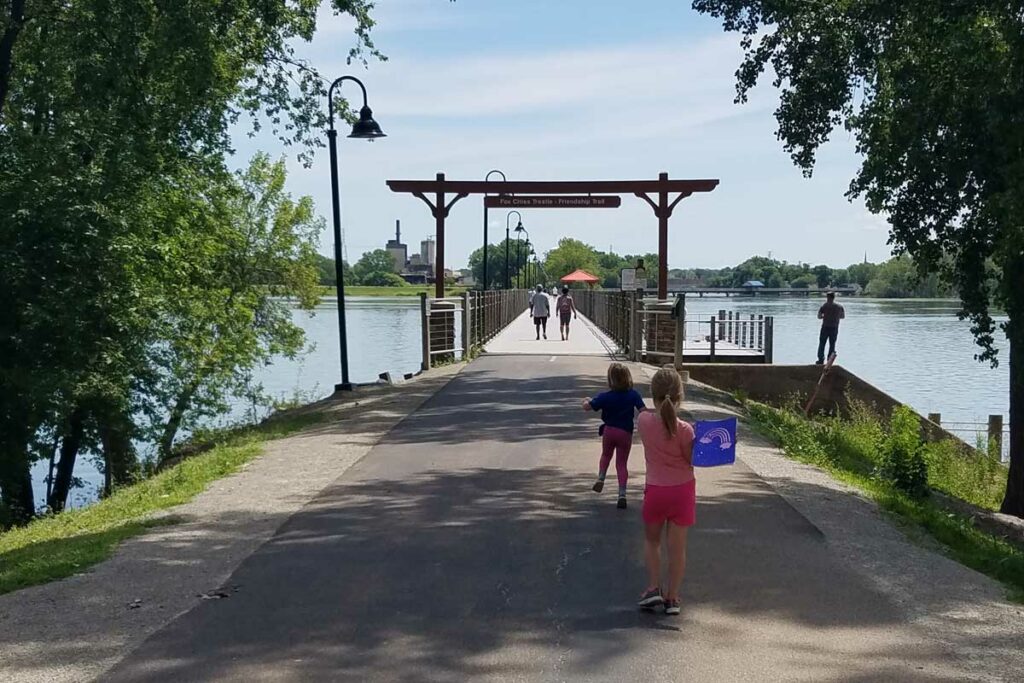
[106,355,983,682]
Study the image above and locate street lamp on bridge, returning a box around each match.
[326,75,385,391]
[482,170,505,291]
[514,224,530,290]
[523,239,532,289]
[505,211,522,289]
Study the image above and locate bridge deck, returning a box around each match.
[484,304,618,357]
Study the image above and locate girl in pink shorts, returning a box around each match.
[636,368,695,615]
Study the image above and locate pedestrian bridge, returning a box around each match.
[419,290,773,371]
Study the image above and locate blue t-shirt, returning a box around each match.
[589,389,645,433]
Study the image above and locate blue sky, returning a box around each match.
[231,0,891,270]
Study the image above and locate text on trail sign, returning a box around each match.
[484,195,622,209]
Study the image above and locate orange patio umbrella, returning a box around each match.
[560,269,600,288]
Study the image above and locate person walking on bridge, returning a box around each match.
[816,291,845,364]
[556,285,577,341]
[530,284,550,340]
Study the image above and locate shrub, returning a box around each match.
[360,271,409,287]
[877,406,929,497]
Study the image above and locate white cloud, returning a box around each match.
[313,34,747,118]
[229,10,889,271]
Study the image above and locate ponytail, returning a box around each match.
[650,368,683,436]
[659,395,678,435]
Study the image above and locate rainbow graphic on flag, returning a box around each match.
[693,417,737,467]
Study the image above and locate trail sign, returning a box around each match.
[484,195,621,209]
[620,267,647,291]
[621,268,636,291]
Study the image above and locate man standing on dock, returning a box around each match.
[816,292,845,364]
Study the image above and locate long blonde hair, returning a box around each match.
[650,368,683,435]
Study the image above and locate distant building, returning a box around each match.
[741,280,765,289]
[385,220,407,274]
[420,238,436,267]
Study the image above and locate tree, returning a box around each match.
[864,256,952,298]
[353,249,398,284]
[846,262,878,289]
[316,254,351,287]
[695,0,1024,516]
[544,239,600,286]
[789,274,816,289]
[144,155,322,462]
[0,1,380,524]
[467,238,523,290]
[811,265,832,289]
[596,251,630,289]
[360,271,408,287]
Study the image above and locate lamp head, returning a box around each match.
[514,222,524,233]
[349,105,386,139]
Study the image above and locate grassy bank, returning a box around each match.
[0,413,326,596]
[317,285,468,297]
[745,400,1024,600]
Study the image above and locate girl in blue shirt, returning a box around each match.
[582,363,646,509]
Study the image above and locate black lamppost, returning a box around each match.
[482,170,505,290]
[327,75,385,391]
[505,211,522,289]
[515,224,530,289]
[524,239,533,288]
[525,243,532,288]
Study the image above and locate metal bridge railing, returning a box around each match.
[574,290,632,354]
[420,289,529,370]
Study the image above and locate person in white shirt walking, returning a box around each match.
[530,284,551,340]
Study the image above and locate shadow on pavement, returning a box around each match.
[101,463,987,682]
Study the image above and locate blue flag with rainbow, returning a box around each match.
[692,417,737,467]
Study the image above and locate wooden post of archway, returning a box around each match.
[633,172,700,298]
[405,173,469,297]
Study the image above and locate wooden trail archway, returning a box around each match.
[386,173,720,298]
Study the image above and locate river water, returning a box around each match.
[682,297,1009,431]
[34,296,1009,508]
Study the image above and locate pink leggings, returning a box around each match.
[599,426,632,488]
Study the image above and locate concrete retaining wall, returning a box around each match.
[680,363,955,445]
